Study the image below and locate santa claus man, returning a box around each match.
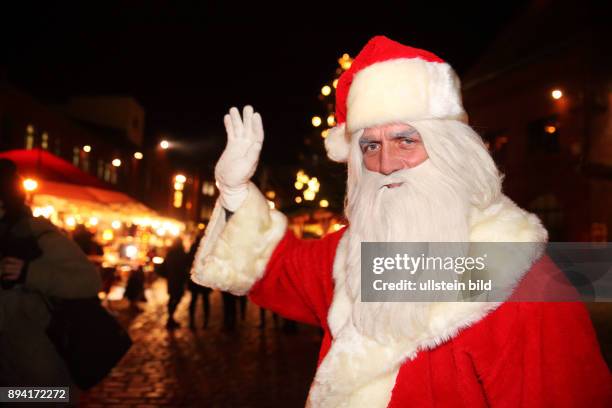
[192,36,610,407]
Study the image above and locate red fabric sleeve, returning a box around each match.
[248,228,345,329]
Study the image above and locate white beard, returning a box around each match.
[345,160,473,343]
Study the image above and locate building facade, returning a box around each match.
[462,0,610,241]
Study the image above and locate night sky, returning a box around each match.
[2,1,528,167]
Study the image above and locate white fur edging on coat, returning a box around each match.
[190,182,288,295]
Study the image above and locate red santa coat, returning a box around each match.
[192,184,611,407]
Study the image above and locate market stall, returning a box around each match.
[0,149,186,297]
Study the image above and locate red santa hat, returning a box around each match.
[325,35,468,163]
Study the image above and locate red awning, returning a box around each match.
[34,180,140,206]
[0,148,108,188]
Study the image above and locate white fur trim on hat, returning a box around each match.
[324,123,349,163]
[346,58,467,132]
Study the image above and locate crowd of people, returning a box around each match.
[0,157,288,400]
[0,159,102,398]
[158,232,280,331]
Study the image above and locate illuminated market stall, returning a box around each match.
[0,149,185,278]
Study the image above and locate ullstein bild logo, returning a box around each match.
[360,242,612,303]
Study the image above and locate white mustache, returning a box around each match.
[365,167,420,190]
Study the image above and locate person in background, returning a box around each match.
[161,237,189,329]
[221,291,237,331]
[124,265,146,311]
[238,295,247,321]
[72,224,103,256]
[187,232,211,329]
[258,307,278,329]
[0,159,101,395]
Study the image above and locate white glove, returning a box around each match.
[215,106,264,212]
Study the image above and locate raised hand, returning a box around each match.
[215,106,264,211]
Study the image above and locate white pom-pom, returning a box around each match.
[324,123,349,163]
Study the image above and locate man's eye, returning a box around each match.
[363,143,379,152]
[399,137,415,146]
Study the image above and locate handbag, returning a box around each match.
[44,296,133,390]
[2,216,132,389]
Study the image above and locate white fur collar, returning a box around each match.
[306,195,548,408]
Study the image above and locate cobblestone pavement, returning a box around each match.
[80,279,322,408]
[79,280,612,408]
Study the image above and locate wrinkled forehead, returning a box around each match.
[360,122,420,140]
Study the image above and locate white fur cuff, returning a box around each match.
[190,182,288,295]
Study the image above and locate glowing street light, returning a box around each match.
[160,140,170,149]
[338,53,353,70]
[65,216,76,228]
[319,199,329,208]
[327,114,336,127]
[22,178,38,192]
[102,229,114,241]
[307,177,320,193]
[134,151,143,160]
[174,174,187,184]
[312,116,322,127]
[551,89,563,100]
[112,158,122,167]
[333,79,338,89]
[83,145,92,153]
[296,170,309,184]
[303,190,316,201]
[321,85,332,96]
[295,196,303,204]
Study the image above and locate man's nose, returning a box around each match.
[378,145,404,175]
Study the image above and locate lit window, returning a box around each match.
[41,132,49,150]
[104,163,111,182]
[72,147,80,166]
[25,125,35,150]
[202,181,216,196]
[173,190,183,208]
[97,160,105,179]
[528,116,560,153]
